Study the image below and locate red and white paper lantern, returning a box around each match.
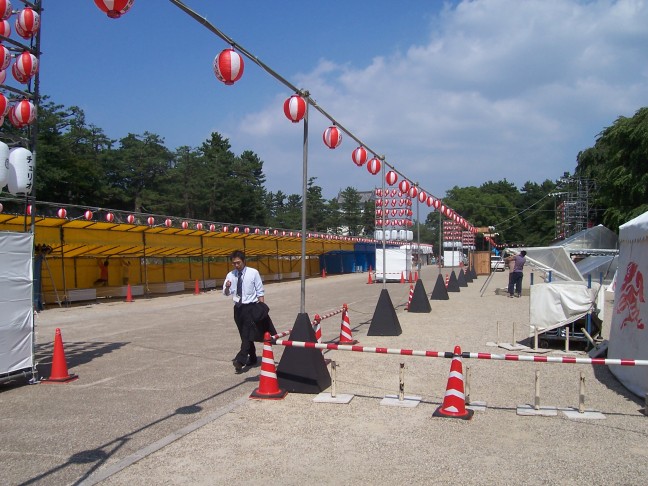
[15,7,39,38]
[14,51,38,78]
[323,126,342,149]
[165,218,172,228]
[0,141,7,188]
[213,48,244,85]
[147,216,155,226]
[398,180,410,194]
[127,214,135,224]
[351,146,367,167]
[11,99,36,126]
[181,221,188,229]
[84,210,93,220]
[209,224,216,232]
[385,170,398,186]
[408,186,418,199]
[367,157,381,175]
[283,94,306,122]
[94,0,135,19]
[196,223,203,230]
[0,19,10,37]
[105,212,115,222]
[57,208,67,219]
[0,44,11,71]
[418,190,427,203]
[0,1,12,21]
[0,93,8,117]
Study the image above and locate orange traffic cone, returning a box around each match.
[433,346,473,420]
[125,283,134,303]
[338,304,357,344]
[408,271,413,283]
[42,328,78,384]
[322,268,327,278]
[445,274,449,288]
[250,332,287,400]
[406,284,414,311]
[400,271,405,284]
[414,271,419,281]
[367,267,373,284]
[194,279,200,295]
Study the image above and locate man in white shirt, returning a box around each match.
[223,250,265,372]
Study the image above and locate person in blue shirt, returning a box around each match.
[505,250,527,298]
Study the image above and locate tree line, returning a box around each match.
[4,98,646,248]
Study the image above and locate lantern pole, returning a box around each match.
[299,94,310,313]
[415,182,420,273]
[438,209,442,274]
[381,156,387,289]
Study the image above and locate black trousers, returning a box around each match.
[233,303,256,365]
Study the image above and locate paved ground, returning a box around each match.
[1,266,647,485]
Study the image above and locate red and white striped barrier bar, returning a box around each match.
[274,339,452,359]
[271,340,648,367]
[271,306,345,341]
[463,352,648,367]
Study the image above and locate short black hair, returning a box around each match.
[230,250,246,262]
[520,250,527,257]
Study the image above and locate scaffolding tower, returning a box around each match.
[554,173,596,240]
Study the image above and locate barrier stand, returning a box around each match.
[380,363,421,408]
[313,360,354,404]
[534,327,539,350]
[517,370,557,416]
[565,327,570,353]
[562,372,605,420]
[464,365,487,412]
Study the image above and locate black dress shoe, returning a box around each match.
[232,359,244,372]
[247,356,258,366]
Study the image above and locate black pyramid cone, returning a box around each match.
[471,266,478,279]
[367,289,402,336]
[447,271,461,292]
[457,269,468,287]
[408,279,431,313]
[276,313,331,393]
[464,267,474,283]
[430,273,450,300]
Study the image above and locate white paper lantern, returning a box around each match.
[0,140,9,188]
[7,147,33,194]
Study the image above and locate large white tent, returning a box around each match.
[0,231,34,382]
[608,211,648,397]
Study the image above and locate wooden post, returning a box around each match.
[534,370,540,410]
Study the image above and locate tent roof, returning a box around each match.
[551,224,618,254]
[0,213,356,259]
[511,246,584,282]
[620,210,648,242]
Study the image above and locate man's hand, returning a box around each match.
[225,280,231,289]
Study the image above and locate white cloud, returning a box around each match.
[228,0,648,210]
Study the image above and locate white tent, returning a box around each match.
[0,232,34,381]
[608,211,648,397]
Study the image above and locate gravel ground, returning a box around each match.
[2,266,647,485]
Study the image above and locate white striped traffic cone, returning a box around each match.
[433,345,473,420]
[313,314,322,344]
[406,284,414,311]
[250,332,287,400]
[445,274,449,288]
[338,304,357,344]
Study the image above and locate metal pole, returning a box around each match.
[381,157,386,288]
[416,183,420,274]
[579,371,586,413]
[534,370,540,410]
[399,363,405,401]
[438,210,442,274]
[299,96,309,313]
[330,360,337,398]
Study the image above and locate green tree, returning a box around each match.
[306,178,327,231]
[338,186,362,235]
[576,107,648,229]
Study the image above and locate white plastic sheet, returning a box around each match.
[0,232,34,374]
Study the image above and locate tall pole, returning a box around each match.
[438,210,442,274]
[299,95,310,314]
[381,157,387,288]
[415,182,420,271]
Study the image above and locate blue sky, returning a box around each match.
[30,0,648,216]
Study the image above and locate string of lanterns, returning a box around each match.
[89,0,489,243]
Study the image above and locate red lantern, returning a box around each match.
[105,212,114,222]
[26,204,32,216]
[398,180,410,194]
[14,51,38,78]
[385,170,398,186]
[0,19,10,37]
[94,0,134,19]
[264,229,270,235]
[427,195,434,207]
[15,7,39,37]
[127,214,135,224]
[213,48,244,85]
[57,208,67,219]
[351,146,367,167]
[0,1,11,21]
[209,224,216,232]
[367,157,381,175]
[408,186,418,199]
[11,100,36,126]
[323,126,342,149]
[223,225,229,232]
[418,190,427,203]
[11,62,30,84]
[0,44,11,71]
[0,93,8,117]
[0,68,5,84]
[164,218,172,228]
[196,223,203,231]
[147,216,155,226]
[283,94,306,122]
[254,228,260,234]
[244,227,250,234]
[181,221,188,229]
[84,210,93,220]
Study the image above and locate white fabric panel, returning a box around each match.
[529,281,604,334]
[0,232,34,374]
[608,211,648,397]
